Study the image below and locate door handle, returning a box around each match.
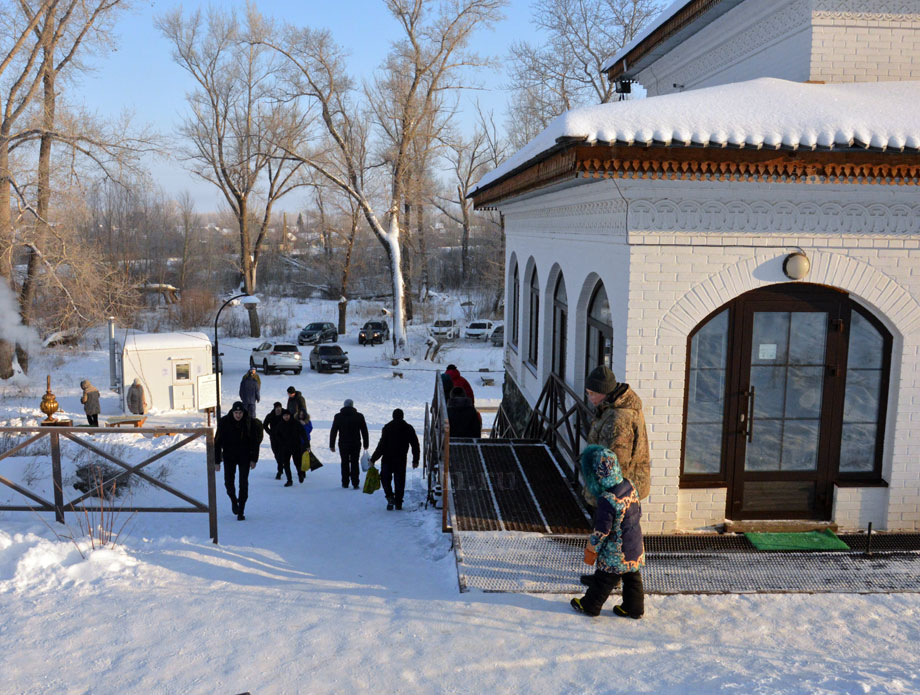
[745,386,756,443]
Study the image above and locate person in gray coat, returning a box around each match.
[80,379,101,427]
[126,378,147,415]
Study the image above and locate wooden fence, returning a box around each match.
[0,426,219,543]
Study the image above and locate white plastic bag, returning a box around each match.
[360,449,370,472]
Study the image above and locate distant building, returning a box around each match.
[472,0,920,532]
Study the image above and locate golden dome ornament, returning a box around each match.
[40,375,60,423]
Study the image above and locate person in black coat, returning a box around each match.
[286,386,307,418]
[447,386,482,438]
[370,408,420,510]
[329,398,369,489]
[215,401,264,520]
[275,409,307,486]
[262,402,287,480]
[239,368,261,418]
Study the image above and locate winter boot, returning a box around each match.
[230,499,239,515]
[275,471,282,480]
[298,471,305,484]
[580,574,595,587]
[386,495,395,511]
[612,605,642,620]
[570,597,599,617]
[284,480,293,487]
[395,502,402,510]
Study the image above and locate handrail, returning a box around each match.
[424,371,452,531]
[489,403,519,439]
[0,426,219,543]
[523,373,592,487]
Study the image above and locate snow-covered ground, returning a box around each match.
[2,299,919,695]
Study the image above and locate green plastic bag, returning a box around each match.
[363,464,380,494]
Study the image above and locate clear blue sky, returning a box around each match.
[76,0,540,212]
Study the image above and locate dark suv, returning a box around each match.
[309,345,350,373]
[358,320,390,345]
[298,321,338,345]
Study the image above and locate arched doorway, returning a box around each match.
[552,274,567,379]
[681,284,892,520]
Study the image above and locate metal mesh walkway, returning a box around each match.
[454,532,920,594]
[446,439,920,594]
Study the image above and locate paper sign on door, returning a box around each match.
[758,343,777,360]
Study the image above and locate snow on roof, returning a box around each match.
[124,331,213,352]
[601,0,688,73]
[472,79,920,195]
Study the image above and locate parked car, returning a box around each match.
[358,320,390,345]
[464,319,496,340]
[490,324,504,347]
[250,342,302,374]
[429,318,459,339]
[298,321,338,345]
[309,344,350,373]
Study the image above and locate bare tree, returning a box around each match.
[261,0,505,349]
[158,5,308,337]
[507,0,660,147]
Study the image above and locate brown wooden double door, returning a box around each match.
[725,285,851,520]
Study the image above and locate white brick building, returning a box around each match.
[472,0,920,532]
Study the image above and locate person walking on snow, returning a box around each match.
[262,402,287,480]
[80,379,100,427]
[369,408,420,510]
[126,378,147,415]
[584,365,651,502]
[570,445,645,620]
[276,409,306,486]
[329,398,369,489]
[286,385,307,418]
[239,368,261,419]
[447,386,481,438]
[215,401,263,520]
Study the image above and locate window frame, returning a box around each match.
[527,266,540,367]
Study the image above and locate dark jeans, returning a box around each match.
[380,462,407,505]
[86,414,99,427]
[223,460,251,512]
[281,450,301,484]
[340,448,360,487]
[271,444,285,475]
[581,570,644,617]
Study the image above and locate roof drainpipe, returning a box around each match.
[108,317,121,395]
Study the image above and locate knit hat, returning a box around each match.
[231,401,245,413]
[585,365,618,394]
[344,398,354,408]
[287,386,296,394]
[281,409,292,417]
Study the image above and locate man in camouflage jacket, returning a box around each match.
[584,365,651,501]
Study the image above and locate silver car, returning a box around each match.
[250,342,303,374]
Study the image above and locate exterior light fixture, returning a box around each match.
[783,250,810,280]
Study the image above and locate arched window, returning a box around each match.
[510,263,520,348]
[527,266,539,367]
[552,274,567,378]
[585,282,612,379]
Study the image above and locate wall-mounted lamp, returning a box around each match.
[783,249,810,280]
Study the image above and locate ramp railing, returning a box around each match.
[523,374,592,487]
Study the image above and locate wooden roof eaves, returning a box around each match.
[472,142,920,208]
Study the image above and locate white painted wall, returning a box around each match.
[633,0,920,96]
[498,176,920,533]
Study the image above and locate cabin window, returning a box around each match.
[175,362,191,381]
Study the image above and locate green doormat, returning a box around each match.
[745,529,851,551]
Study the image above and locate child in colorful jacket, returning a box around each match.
[571,444,645,619]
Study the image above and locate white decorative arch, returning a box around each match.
[658,249,920,342]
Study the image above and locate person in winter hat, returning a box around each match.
[126,378,147,415]
[447,386,481,438]
[215,401,264,520]
[79,379,101,427]
[329,398,369,489]
[571,444,645,619]
[275,409,306,487]
[239,368,261,419]
[286,386,307,419]
[297,409,313,451]
[262,402,287,480]
[445,364,475,404]
[370,408,420,510]
[584,365,651,502]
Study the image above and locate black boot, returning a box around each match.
[230,499,239,515]
[284,480,293,487]
[275,471,282,480]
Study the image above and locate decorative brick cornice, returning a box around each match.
[813,0,920,20]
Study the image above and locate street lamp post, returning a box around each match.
[213,293,259,423]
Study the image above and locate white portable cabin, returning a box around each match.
[121,332,213,412]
